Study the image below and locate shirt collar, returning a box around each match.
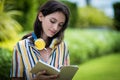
[49,38,58,49]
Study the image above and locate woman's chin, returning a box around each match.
[47,34,54,38]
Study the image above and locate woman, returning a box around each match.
[11,0,70,80]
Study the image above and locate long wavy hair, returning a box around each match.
[22,0,70,47]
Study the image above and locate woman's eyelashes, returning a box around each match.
[50,18,64,27]
[50,18,56,24]
[59,23,63,27]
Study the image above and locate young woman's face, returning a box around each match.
[39,12,65,38]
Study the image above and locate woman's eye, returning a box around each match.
[50,19,56,23]
[59,23,64,27]
[59,24,63,27]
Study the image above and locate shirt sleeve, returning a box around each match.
[10,43,24,77]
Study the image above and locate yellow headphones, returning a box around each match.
[32,32,46,50]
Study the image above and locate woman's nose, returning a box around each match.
[53,24,58,31]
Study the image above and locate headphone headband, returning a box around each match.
[32,32,37,41]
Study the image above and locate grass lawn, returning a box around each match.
[73,53,120,80]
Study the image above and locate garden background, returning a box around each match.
[0,0,120,79]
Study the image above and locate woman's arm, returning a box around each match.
[10,43,24,78]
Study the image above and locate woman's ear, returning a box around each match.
[38,12,44,21]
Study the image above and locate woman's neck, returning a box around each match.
[41,33,50,47]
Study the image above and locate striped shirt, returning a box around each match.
[10,38,70,80]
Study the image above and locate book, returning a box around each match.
[30,60,79,80]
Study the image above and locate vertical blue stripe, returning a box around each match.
[25,40,32,68]
[26,40,35,67]
[50,51,56,66]
[57,45,61,67]
[57,45,60,68]
[17,42,22,55]
[62,42,65,65]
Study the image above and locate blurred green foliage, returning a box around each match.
[77,6,113,28]
[0,48,12,79]
[0,0,22,41]
[65,29,120,64]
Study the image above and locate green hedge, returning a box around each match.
[0,48,12,79]
[65,29,120,64]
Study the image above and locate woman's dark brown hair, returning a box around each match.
[22,0,70,46]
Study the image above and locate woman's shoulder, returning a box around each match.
[15,38,33,47]
[17,38,28,44]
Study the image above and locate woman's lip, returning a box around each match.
[49,30,56,34]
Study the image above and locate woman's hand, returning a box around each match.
[32,70,59,80]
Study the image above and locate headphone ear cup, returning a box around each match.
[34,38,46,50]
